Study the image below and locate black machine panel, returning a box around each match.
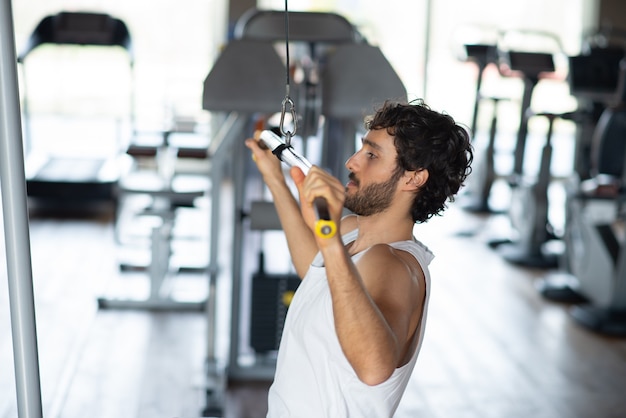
[250,273,300,353]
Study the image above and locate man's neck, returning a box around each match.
[349,211,414,254]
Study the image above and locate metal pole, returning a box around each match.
[0,0,44,417]
[422,0,432,100]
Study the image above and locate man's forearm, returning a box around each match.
[265,178,319,278]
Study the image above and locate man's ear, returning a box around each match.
[403,169,428,190]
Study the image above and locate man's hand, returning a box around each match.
[290,165,345,247]
[245,131,284,187]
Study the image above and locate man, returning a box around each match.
[246,100,473,417]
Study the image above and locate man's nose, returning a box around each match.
[345,152,358,172]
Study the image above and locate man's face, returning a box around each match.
[344,129,404,216]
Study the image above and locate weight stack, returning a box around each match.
[250,273,300,353]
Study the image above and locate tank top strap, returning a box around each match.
[390,238,435,269]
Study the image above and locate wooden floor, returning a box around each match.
[1,187,626,418]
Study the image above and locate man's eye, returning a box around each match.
[367,152,376,159]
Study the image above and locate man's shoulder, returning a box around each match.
[356,244,424,309]
[359,243,417,271]
[362,243,425,282]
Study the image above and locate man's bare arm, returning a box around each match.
[245,137,318,277]
[322,242,423,386]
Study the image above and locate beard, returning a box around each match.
[344,170,403,216]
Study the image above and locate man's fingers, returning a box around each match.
[290,166,306,188]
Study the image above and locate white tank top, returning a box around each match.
[267,229,434,417]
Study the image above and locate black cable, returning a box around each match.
[284,0,291,91]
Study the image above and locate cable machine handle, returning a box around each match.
[259,130,337,239]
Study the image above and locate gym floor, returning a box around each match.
[1,176,626,418]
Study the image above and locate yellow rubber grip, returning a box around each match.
[315,219,337,239]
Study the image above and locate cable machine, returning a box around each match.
[199,7,406,416]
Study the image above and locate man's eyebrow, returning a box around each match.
[361,137,383,151]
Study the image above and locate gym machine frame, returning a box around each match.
[98,129,210,311]
[489,30,566,268]
[539,39,626,335]
[459,40,509,214]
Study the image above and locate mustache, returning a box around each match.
[348,172,359,186]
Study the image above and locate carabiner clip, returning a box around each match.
[279,95,298,146]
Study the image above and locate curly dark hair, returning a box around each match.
[365,99,473,223]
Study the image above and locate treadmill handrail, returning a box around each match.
[17,11,134,64]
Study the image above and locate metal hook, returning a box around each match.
[280,95,297,146]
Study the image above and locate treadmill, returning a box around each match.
[17,11,134,207]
